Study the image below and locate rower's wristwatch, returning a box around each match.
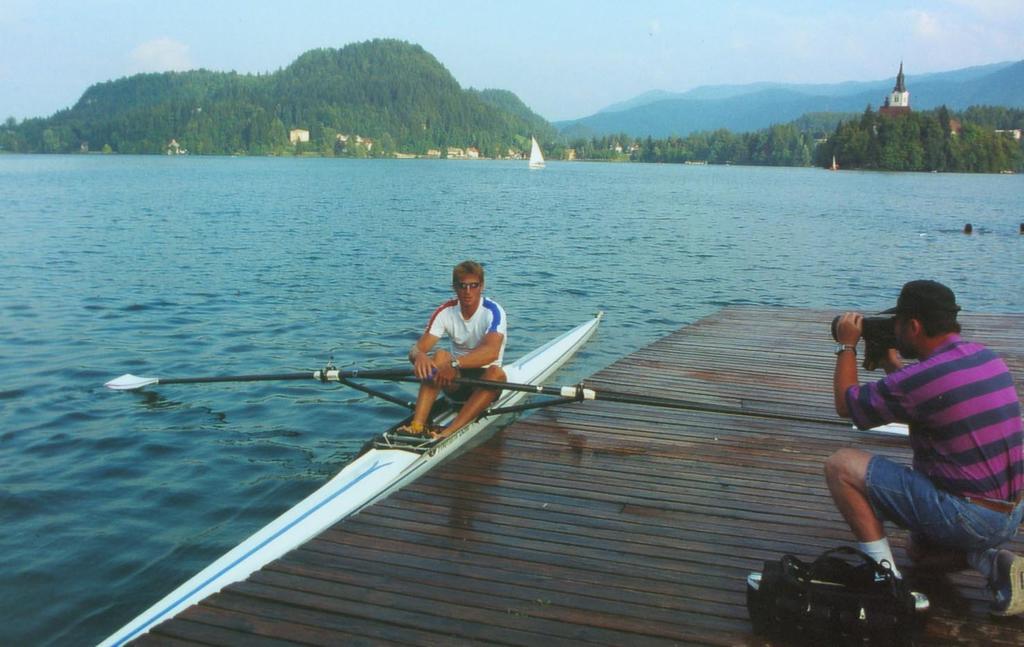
[450,358,461,369]
[834,343,857,356]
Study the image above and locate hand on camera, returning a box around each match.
[880,348,904,374]
[835,312,863,345]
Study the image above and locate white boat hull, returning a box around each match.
[100,313,602,646]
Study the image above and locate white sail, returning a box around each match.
[529,136,545,169]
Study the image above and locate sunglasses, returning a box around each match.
[454,281,482,290]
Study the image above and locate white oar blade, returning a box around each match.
[105,374,160,390]
[860,422,909,436]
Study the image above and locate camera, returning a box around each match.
[831,315,897,370]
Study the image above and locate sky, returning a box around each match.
[2,0,1023,122]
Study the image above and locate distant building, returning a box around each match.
[289,129,310,144]
[166,138,187,155]
[996,129,1022,141]
[879,62,911,117]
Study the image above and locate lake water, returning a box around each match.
[1,155,1022,645]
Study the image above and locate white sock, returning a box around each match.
[859,538,902,578]
[967,548,998,580]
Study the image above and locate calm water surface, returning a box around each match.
[1,156,1021,645]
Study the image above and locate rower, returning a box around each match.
[401,260,508,439]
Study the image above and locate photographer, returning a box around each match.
[825,280,1024,616]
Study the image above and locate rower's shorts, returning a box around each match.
[443,368,486,405]
[865,455,1023,551]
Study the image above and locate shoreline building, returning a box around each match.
[879,62,911,117]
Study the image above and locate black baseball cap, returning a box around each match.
[882,280,961,316]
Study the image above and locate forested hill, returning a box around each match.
[1,39,557,156]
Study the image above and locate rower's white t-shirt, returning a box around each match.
[426,298,507,367]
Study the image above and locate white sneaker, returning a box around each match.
[990,550,1024,616]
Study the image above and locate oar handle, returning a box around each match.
[323,367,413,381]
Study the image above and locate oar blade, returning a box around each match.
[105,374,160,390]
[861,422,909,436]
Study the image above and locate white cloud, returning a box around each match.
[129,37,192,74]
[908,10,944,39]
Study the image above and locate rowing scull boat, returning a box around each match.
[100,312,602,646]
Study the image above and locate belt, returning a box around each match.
[963,495,1023,515]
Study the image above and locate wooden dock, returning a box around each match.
[137,307,1024,646]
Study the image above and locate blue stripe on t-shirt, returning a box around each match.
[849,378,908,430]
[916,371,1017,419]
[877,379,911,420]
[898,344,997,393]
[927,402,1024,443]
[851,387,885,429]
[944,425,1024,468]
[483,298,502,332]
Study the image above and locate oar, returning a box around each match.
[456,374,913,434]
[105,367,412,391]
[444,375,852,427]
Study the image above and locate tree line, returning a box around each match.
[551,124,813,166]
[552,106,1022,173]
[813,106,1023,173]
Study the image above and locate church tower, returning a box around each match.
[880,62,911,116]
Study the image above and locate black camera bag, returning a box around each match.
[747,546,922,646]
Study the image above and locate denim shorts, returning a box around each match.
[866,455,1024,551]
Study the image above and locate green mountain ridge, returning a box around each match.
[2,39,556,156]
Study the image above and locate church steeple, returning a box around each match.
[893,61,906,93]
[880,61,911,116]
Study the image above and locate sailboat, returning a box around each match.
[528,136,545,169]
[830,155,839,171]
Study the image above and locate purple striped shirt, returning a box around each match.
[846,334,1023,500]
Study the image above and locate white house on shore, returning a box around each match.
[166,139,187,155]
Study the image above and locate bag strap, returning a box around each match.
[808,546,896,583]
